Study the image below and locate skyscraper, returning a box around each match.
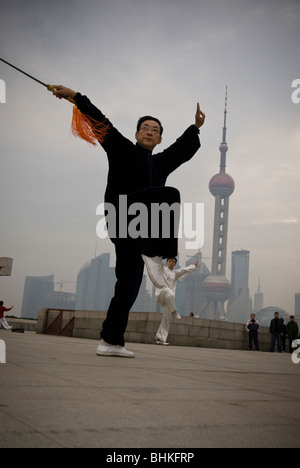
[21,274,55,319]
[254,278,264,313]
[295,293,300,317]
[202,88,235,320]
[227,249,251,323]
[75,253,153,312]
[76,253,115,310]
[230,250,250,298]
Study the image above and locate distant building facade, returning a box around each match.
[75,253,154,312]
[44,291,76,309]
[295,293,300,317]
[21,274,55,319]
[227,249,251,323]
[76,253,115,311]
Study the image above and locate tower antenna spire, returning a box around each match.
[220,86,229,171]
[222,86,228,144]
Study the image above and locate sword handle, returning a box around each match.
[47,84,57,93]
[47,84,75,103]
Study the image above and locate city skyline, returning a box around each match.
[19,248,297,322]
[1,0,299,316]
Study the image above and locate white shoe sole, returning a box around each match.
[142,255,164,289]
[96,346,135,358]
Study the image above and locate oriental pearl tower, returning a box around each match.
[202,87,235,320]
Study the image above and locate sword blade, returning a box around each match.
[0,57,48,88]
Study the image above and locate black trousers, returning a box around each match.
[100,186,180,346]
[248,330,259,350]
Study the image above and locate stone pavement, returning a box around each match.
[0,330,299,448]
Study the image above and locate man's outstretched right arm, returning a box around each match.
[50,86,134,154]
[52,85,110,128]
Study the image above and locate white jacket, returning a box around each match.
[156,264,196,297]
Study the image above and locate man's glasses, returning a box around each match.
[139,125,161,135]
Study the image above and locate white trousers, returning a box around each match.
[0,318,11,330]
[155,288,176,343]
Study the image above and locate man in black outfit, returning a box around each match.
[52,85,206,357]
[270,312,283,353]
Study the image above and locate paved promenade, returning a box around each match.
[0,330,299,448]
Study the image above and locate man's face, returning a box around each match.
[135,120,162,151]
[167,259,177,270]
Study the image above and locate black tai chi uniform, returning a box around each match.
[74,93,201,346]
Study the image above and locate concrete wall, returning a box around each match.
[37,309,272,352]
[2,318,37,332]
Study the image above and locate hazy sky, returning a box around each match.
[0,0,299,316]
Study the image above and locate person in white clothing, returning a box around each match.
[155,258,199,345]
[0,301,14,330]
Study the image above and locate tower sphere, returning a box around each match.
[219,143,228,152]
[202,275,231,302]
[209,173,235,198]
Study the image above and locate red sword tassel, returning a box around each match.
[0,57,108,146]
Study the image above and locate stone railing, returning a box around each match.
[35,309,272,351]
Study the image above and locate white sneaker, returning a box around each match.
[142,255,164,289]
[172,311,182,320]
[156,340,170,346]
[96,339,135,358]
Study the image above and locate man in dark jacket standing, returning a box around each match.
[270,312,283,353]
[287,316,299,354]
[52,85,206,358]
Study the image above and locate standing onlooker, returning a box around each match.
[281,318,287,352]
[0,301,14,330]
[286,316,299,354]
[269,312,283,353]
[246,313,260,351]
